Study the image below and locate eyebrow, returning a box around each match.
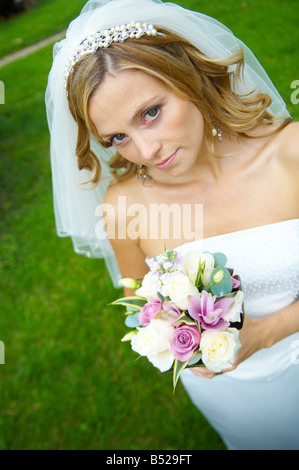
[100,94,162,141]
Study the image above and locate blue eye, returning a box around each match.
[110,133,126,146]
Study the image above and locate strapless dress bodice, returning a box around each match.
[175,218,299,318]
[176,218,299,380]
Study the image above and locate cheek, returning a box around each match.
[116,142,142,165]
[167,101,204,141]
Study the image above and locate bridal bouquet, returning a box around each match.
[111,248,244,389]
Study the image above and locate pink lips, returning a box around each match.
[155,150,178,169]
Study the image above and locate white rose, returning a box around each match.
[183,251,215,286]
[222,290,244,323]
[163,271,199,310]
[183,251,201,284]
[131,319,175,372]
[200,328,241,373]
[135,272,158,301]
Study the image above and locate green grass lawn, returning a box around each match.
[0,0,86,58]
[0,0,298,450]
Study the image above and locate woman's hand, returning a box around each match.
[192,301,299,378]
[190,315,271,378]
[224,315,269,371]
[190,365,219,379]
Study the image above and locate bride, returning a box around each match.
[46,0,299,450]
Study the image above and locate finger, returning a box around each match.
[191,367,217,379]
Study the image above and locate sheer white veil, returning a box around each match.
[45,0,291,288]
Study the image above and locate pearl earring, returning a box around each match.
[212,123,223,143]
[136,165,152,184]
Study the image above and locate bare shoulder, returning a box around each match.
[103,175,142,207]
[103,178,131,206]
[103,175,139,237]
[275,121,299,170]
[103,177,149,282]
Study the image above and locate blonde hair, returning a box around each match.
[66,28,290,185]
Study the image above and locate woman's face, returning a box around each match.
[88,69,205,180]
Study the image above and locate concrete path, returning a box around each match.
[0,30,66,68]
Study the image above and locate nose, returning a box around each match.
[134,131,162,163]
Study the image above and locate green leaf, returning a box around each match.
[173,359,190,391]
[125,312,141,328]
[187,352,202,366]
[210,267,232,296]
[157,291,165,302]
[213,252,227,267]
[195,262,203,289]
[110,296,147,310]
[173,313,197,326]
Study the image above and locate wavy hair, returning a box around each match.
[66,28,290,185]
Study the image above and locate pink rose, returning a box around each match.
[138,300,163,326]
[171,324,201,362]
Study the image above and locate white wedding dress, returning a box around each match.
[177,218,299,450]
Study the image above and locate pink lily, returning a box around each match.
[188,291,234,330]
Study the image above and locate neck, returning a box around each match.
[146,132,241,186]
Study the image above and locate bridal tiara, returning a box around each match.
[64,22,158,87]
